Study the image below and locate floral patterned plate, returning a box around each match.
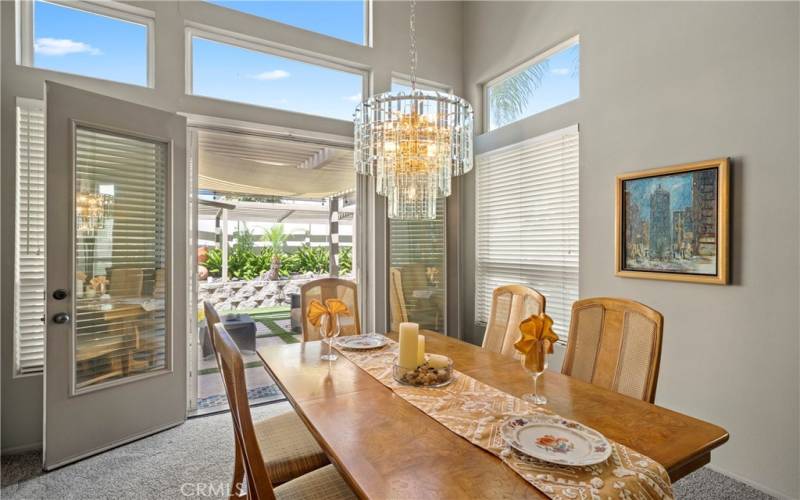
[500,414,612,466]
[335,334,390,350]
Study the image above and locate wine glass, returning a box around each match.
[521,339,548,405]
[320,313,341,361]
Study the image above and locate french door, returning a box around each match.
[44,82,188,469]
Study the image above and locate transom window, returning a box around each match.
[207,1,368,46]
[190,34,365,121]
[486,36,580,131]
[20,0,152,87]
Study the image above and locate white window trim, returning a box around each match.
[185,24,371,122]
[482,34,580,133]
[390,72,453,93]
[17,0,156,87]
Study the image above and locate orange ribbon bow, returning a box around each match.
[514,313,559,372]
[307,299,351,334]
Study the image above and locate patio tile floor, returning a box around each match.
[192,307,298,416]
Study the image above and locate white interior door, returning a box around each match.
[44,82,188,470]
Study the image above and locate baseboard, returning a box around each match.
[706,464,798,500]
[1,442,43,455]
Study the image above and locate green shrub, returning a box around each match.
[201,243,354,279]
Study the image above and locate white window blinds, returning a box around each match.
[475,125,579,338]
[15,99,46,374]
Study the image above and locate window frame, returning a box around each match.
[185,24,371,122]
[206,0,373,47]
[482,34,580,133]
[390,73,452,93]
[17,0,155,88]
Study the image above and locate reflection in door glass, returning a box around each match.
[74,127,168,389]
[388,196,446,333]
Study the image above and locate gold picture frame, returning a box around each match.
[615,158,730,284]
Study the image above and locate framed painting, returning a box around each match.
[615,158,730,284]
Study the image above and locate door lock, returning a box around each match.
[52,289,69,300]
[52,313,70,324]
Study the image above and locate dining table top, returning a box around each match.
[257,330,728,499]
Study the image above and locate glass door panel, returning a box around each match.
[74,126,168,390]
[388,196,446,332]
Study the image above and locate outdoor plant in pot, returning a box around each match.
[263,224,289,279]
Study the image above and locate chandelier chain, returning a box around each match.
[409,0,417,91]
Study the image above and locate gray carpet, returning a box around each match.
[1,402,773,499]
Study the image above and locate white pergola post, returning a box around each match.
[329,196,339,277]
[221,208,229,282]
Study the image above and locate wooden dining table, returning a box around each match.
[258,330,728,499]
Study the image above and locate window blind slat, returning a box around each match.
[475,126,579,338]
[15,102,46,374]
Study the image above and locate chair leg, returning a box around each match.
[230,441,246,499]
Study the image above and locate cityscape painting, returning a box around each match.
[616,159,730,284]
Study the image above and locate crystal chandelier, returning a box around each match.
[76,192,112,234]
[354,0,473,220]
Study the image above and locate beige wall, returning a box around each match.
[461,2,799,497]
[0,0,463,453]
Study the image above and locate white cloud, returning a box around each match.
[343,93,362,102]
[34,37,102,56]
[251,70,290,81]
[551,67,570,76]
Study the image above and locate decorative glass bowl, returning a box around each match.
[392,355,454,388]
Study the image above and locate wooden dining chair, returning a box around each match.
[561,297,664,403]
[300,278,361,341]
[204,302,329,490]
[108,267,145,298]
[482,285,546,357]
[388,267,409,333]
[213,323,356,500]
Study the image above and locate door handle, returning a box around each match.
[52,313,71,324]
[52,289,69,300]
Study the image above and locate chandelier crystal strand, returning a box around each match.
[354,0,473,220]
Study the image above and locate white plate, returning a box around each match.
[335,334,390,350]
[500,414,612,466]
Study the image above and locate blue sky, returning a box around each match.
[192,37,363,120]
[208,1,365,45]
[489,43,580,130]
[33,1,148,86]
[626,172,693,220]
[33,0,365,119]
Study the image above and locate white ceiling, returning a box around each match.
[197,128,356,199]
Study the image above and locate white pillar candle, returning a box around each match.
[398,322,419,370]
[417,334,426,366]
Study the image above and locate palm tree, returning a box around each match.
[489,60,549,129]
[263,224,289,277]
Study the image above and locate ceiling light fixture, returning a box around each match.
[354,0,474,219]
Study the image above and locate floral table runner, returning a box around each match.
[335,340,674,500]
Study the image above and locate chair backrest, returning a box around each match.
[482,284,546,357]
[388,268,409,332]
[561,297,664,403]
[300,278,361,341]
[203,301,222,355]
[214,323,276,500]
[109,268,144,298]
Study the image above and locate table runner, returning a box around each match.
[336,340,673,499]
